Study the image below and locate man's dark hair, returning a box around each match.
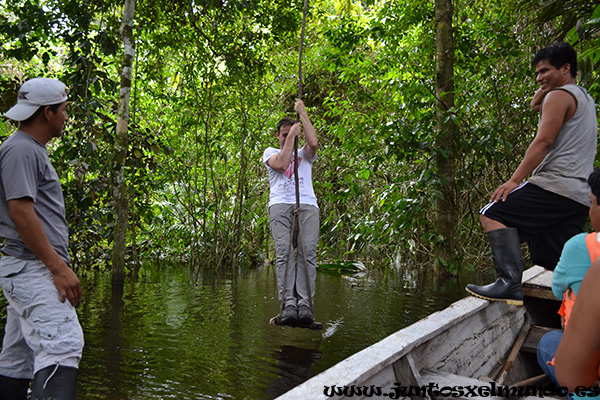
[588,167,600,205]
[277,117,295,133]
[533,42,577,78]
[21,103,63,125]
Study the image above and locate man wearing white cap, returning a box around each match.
[0,78,83,400]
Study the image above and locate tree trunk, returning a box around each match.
[112,0,135,285]
[434,0,457,273]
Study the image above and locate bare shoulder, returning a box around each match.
[544,88,577,110]
[541,89,577,122]
[545,88,576,104]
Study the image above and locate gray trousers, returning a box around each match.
[269,204,319,309]
[0,257,84,379]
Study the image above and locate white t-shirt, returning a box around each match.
[262,146,318,208]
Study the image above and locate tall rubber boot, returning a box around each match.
[466,227,524,306]
[0,374,30,400]
[30,365,78,400]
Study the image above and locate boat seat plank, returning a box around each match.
[522,266,547,283]
[393,354,431,400]
[523,286,558,301]
[522,326,557,354]
[394,354,426,387]
[523,268,553,287]
[522,268,558,301]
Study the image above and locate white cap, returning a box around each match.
[4,78,68,121]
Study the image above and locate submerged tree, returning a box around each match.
[434,0,457,273]
[112,0,136,284]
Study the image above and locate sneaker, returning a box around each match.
[280,305,298,326]
[298,305,314,325]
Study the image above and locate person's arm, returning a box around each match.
[295,99,318,160]
[531,87,549,112]
[552,235,589,299]
[8,198,81,306]
[489,89,575,203]
[555,258,600,389]
[266,123,301,172]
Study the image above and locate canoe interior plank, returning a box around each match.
[409,302,526,379]
[523,287,559,301]
[522,268,558,301]
[513,373,553,387]
[420,370,507,400]
[344,367,397,399]
[522,326,556,354]
[523,269,553,288]
[394,354,424,386]
[522,266,546,284]
[392,354,431,400]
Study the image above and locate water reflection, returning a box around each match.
[266,345,322,399]
[0,264,491,399]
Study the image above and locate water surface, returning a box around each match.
[0,264,487,399]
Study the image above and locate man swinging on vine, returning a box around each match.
[263,99,319,327]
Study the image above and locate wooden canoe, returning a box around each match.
[276,266,562,400]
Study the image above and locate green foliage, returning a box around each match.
[0,0,598,274]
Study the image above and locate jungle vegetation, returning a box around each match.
[0,0,599,278]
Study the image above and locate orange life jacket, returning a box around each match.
[550,232,600,371]
[558,232,600,328]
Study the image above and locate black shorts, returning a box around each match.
[480,182,589,269]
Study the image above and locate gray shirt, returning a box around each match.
[529,84,598,206]
[0,130,70,267]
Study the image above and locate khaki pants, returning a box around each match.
[269,204,319,308]
[0,257,84,379]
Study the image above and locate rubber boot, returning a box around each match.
[0,374,30,400]
[280,305,298,326]
[466,227,524,306]
[297,305,314,326]
[30,365,78,400]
